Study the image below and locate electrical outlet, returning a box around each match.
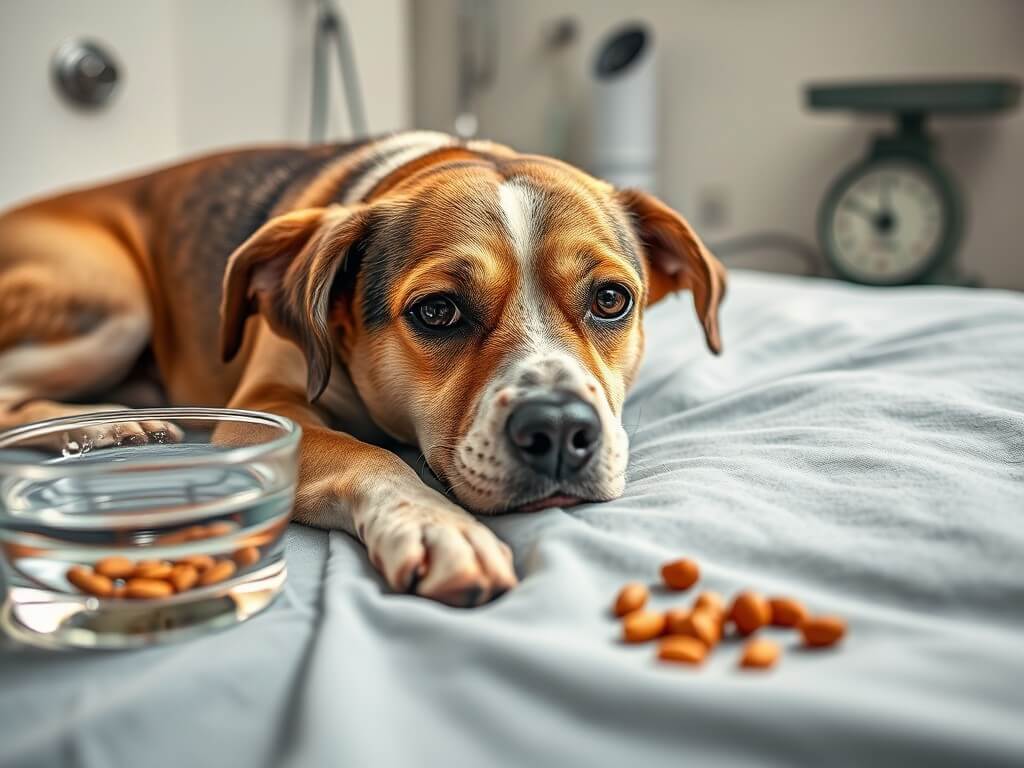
[696,186,731,230]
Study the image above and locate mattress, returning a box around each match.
[2,270,1023,767]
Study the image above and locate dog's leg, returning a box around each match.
[229,327,518,606]
[0,211,176,443]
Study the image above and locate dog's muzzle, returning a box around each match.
[504,390,602,480]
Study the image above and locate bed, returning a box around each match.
[2,270,1023,767]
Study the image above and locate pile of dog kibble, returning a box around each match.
[613,558,846,669]
[64,521,259,600]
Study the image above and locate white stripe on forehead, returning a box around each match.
[342,131,456,204]
[498,179,557,355]
[498,180,542,266]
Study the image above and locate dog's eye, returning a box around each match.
[411,295,462,330]
[591,284,633,321]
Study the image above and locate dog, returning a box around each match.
[0,131,726,606]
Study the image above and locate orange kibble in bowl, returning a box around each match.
[179,554,215,572]
[169,563,199,593]
[622,610,667,643]
[125,578,174,599]
[183,525,211,542]
[613,582,649,617]
[66,566,115,598]
[132,560,173,580]
[206,521,238,537]
[660,558,700,590]
[94,556,135,580]
[233,546,261,568]
[729,591,771,636]
[198,559,237,586]
[800,616,847,648]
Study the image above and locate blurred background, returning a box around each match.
[1,0,1021,289]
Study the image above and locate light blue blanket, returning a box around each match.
[3,271,1023,767]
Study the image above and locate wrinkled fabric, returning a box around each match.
[2,271,1023,767]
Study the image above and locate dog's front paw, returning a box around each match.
[362,491,517,607]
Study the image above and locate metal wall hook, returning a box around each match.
[454,0,498,139]
[310,0,368,143]
[52,39,120,109]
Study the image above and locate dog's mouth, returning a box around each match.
[515,493,584,513]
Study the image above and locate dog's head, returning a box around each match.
[221,139,725,513]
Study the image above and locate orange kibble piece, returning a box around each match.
[694,590,726,617]
[729,591,771,636]
[623,610,667,643]
[94,556,135,579]
[613,582,649,617]
[800,616,847,648]
[153,529,187,545]
[179,554,216,572]
[132,560,173,579]
[672,609,721,648]
[769,597,809,627]
[657,636,708,665]
[184,525,211,541]
[4,543,44,559]
[740,638,781,669]
[66,566,114,598]
[660,558,700,590]
[232,546,260,568]
[198,559,237,586]
[169,563,199,592]
[125,578,174,599]
[206,521,237,537]
[664,608,690,635]
[698,610,724,644]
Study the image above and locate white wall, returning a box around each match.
[0,0,410,209]
[0,1,182,207]
[412,0,1024,290]
[173,0,410,150]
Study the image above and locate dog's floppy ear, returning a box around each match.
[220,204,368,401]
[616,188,727,355]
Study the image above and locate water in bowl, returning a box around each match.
[0,442,293,648]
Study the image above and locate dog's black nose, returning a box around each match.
[505,392,601,479]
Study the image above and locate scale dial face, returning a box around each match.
[824,161,949,285]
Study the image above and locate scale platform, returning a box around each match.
[806,79,1020,117]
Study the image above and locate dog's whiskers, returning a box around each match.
[623,402,647,440]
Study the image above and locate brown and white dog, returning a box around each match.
[0,131,725,606]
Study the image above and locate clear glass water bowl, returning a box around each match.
[0,408,301,649]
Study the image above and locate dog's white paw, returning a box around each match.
[361,492,517,607]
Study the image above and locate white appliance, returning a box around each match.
[590,23,656,191]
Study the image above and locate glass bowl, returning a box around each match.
[0,408,301,649]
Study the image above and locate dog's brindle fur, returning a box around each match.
[0,131,726,606]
